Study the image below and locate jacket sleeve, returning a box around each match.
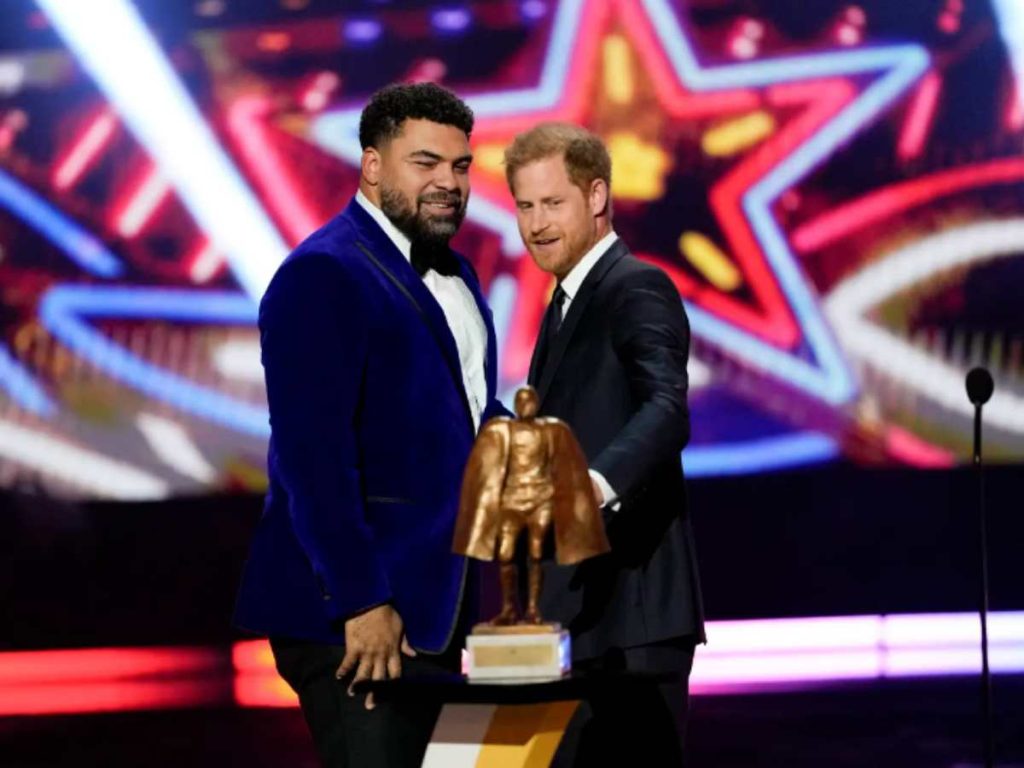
[260,253,391,622]
[589,266,690,507]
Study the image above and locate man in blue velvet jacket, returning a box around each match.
[234,83,504,767]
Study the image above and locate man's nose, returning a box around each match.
[432,163,458,191]
[529,209,550,236]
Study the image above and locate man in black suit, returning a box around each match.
[504,122,705,766]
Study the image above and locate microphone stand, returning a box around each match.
[968,369,995,768]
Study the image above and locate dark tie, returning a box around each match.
[410,240,459,277]
[533,284,567,385]
[547,284,567,339]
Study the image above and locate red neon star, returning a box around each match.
[465,0,858,379]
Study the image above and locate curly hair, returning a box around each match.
[359,82,474,150]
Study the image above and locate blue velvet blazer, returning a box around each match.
[233,199,503,653]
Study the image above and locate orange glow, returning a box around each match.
[232,639,298,708]
[257,32,292,52]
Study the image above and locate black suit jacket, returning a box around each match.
[529,238,705,662]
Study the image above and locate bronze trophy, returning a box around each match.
[453,385,610,680]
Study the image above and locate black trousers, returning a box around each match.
[550,636,697,768]
[270,636,461,768]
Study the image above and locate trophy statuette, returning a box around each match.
[452,386,610,681]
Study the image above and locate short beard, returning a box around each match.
[380,185,466,246]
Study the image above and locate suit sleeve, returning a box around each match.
[260,253,391,623]
[589,267,690,506]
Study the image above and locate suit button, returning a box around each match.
[322,593,332,601]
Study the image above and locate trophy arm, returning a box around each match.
[549,422,611,565]
[452,419,510,561]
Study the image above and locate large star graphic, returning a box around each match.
[310,0,930,407]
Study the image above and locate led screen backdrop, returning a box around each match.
[0,0,1022,499]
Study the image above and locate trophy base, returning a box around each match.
[464,623,571,682]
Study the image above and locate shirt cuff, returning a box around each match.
[588,469,620,510]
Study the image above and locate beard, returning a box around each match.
[528,222,596,279]
[380,184,467,246]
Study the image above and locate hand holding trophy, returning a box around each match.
[453,386,610,680]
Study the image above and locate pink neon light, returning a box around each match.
[300,71,340,113]
[882,611,1024,647]
[835,24,862,47]
[0,679,227,716]
[0,646,222,684]
[231,612,1024,706]
[52,109,118,190]
[0,613,1021,715]
[187,239,226,283]
[884,425,955,468]
[792,158,1024,252]
[0,647,226,716]
[703,614,880,653]
[1006,90,1024,131]
[112,165,171,238]
[898,71,941,160]
[885,646,1024,677]
[938,11,961,34]
[226,95,322,245]
[691,649,882,686]
[0,110,26,154]
[0,125,15,153]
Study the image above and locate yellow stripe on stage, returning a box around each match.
[473,701,579,768]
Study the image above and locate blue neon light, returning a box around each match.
[0,167,123,278]
[683,431,839,477]
[0,344,57,416]
[39,286,269,437]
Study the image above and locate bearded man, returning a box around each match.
[234,83,505,768]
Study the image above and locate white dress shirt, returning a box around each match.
[557,230,619,322]
[555,230,621,508]
[356,190,488,431]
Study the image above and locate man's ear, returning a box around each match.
[589,178,609,217]
[361,147,382,186]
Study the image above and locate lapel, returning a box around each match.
[343,200,475,435]
[534,238,629,405]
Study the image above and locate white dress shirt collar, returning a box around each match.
[355,189,412,262]
[559,230,619,302]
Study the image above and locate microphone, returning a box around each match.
[966,367,994,406]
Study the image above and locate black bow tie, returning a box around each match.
[410,241,459,278]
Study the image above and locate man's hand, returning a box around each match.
[335,604,416,710]
[591,477,605,507]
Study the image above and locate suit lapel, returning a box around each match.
[536,239,628,404]
[344,200,474,434]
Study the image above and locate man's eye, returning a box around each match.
[417,161,436,169]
